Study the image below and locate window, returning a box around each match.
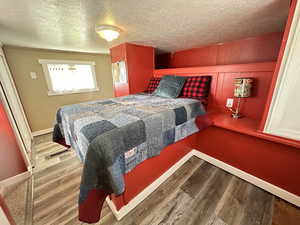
[39,59,98,96]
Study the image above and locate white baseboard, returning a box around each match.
[106,151,195,220]
[0,171,31,198]
[106,149,300,221]
[32,128,53,137]
[192,150,300,207]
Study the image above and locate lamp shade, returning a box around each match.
[234,78,253,98]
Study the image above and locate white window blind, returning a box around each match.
[39,60,98,96]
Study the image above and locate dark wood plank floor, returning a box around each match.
[32,135,300,225]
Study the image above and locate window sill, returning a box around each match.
[47,88,99,96]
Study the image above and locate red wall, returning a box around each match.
[153,62,300,198]
[171,45,219,68]
[108,2,297,209]
[215,71,274,120]
[156,32,283,68]
[126,44,154,94]
[110,44,126,63]
[111,136,193,209]
[190,127,300,196]
[110,43,154,96]
[0,101,26,181]
[154,62,276,121]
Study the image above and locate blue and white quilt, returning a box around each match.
[53,94,206,201]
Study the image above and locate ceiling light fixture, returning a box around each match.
[95,24,122,42]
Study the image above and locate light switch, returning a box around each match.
[30,72,37,79]
[226,98,234,108]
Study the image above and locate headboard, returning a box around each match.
[153,62,276,121]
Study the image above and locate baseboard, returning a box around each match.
[32,128,53,137]
[0,171,31,198]
[106,151,195,220]
[106,149,300,220]
[191,149,300,207]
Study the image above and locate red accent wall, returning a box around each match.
[156,32,284,68]
[112,62,285,209]
[215,71,274,120]
[0,101,26,181]
[216,33,283,65]
[110,43,154,97]
[112,121,300,209]
[190,127,300,196]
[111,136,193,210]
[110,44,126,63]
[108,2,297,210]
[170,45,219,68]
[153,62,300,200]
[154,62,276,121]
[126,44,155,94]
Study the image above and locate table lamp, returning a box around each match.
[230,78,253,119]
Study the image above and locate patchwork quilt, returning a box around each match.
[53,93,207,223]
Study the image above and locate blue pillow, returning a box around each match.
[153,75,187,98]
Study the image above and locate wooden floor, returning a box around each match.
[32,134,300,225]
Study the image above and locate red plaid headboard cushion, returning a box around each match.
[144,77,161,93]
[180,76,212,105]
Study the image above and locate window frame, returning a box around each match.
[38,59,99,96]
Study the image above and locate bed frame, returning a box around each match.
[106,61,283,220]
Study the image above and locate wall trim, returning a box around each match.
[106,151,195,220]
[0,48,33,169]
[32,128,53,137]
[264,0,300,141]
[38,59,96,65]
[154,61,276,75]
[107,149,300,220]
[192,150,300,207]
[0,171,31,198]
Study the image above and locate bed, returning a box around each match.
[53,75,212,223]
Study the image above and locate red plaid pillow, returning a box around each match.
[180,76,212,104]
[144,77,161,93]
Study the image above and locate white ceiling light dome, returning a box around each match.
[95,24,122,42]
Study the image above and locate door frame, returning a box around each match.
[264,0,300,140]
[0,43,32,170]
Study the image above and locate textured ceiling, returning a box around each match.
[0,0,289,54]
